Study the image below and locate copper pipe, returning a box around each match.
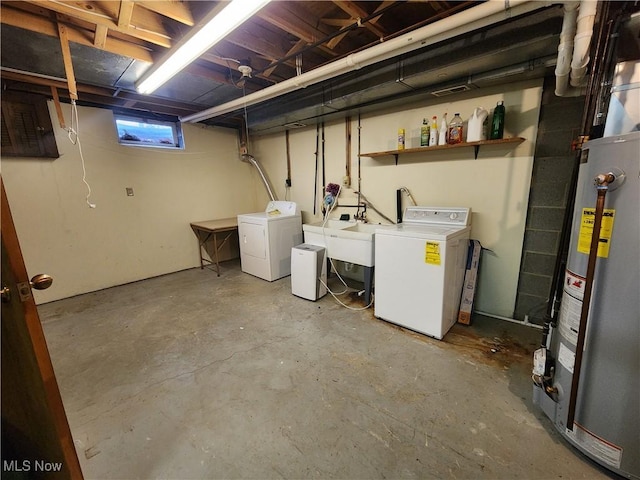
[566,173,612,430]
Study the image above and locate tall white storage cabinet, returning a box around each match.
[237,201,302,281]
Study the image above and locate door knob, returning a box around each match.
[30,274,53,290]
[1,286,10,303]
[29,273,53,290]
[1,275,53,304]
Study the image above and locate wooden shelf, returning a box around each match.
[361,137,525,163]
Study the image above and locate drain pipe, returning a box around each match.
[570,0,597,87]
[565,171,614,431]
[555,2,580,96]
[555,0,598,96]
[182,0,547,123]
[241,153,277,201]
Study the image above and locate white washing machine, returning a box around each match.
[374,206,471,339]
[237,201,303,281]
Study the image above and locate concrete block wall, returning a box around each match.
[514,76,584,322]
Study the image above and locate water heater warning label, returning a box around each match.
[425,241,441,265]
[578,208,615,258]
[566,422,623,469]
[558,271,587,346]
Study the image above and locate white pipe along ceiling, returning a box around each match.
[555,0,597,96]
[181,0,552,123]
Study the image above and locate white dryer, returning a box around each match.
[374,206,471,339]
[237,201,302,281]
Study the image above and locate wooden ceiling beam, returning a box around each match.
[331,1,387,39]
[56,22,78,100]
[226,23,297,71]
[137,1,194,26]
[94,23,108,48]
[1,71,206,113]
[327,31,350,50]
[321,19,353,28]
[257,4,339,58]
[23,0,171,48]
[117,0,135,29]
[370,1,396,25]
[262,39,307,78]
[2,71,117,97]
[0,6,154,63]
[199,46,289,84]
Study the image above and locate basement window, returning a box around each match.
[114,114,184,149]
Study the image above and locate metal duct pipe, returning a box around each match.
[240,153,277,201]
[182,0,549,123]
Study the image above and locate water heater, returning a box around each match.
[533,131,639,479]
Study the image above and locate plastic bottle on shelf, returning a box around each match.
[429,116,438,146]
[439,113,448,145]
[490,101,505,140]
[448,113,464,144]
[398,128,405,150]
[420,119,429,147]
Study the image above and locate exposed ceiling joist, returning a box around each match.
[1,6,154,63]
[27,0,172,47]
[1,70,207,116]
[332,1,387,39]
[117,0,135,28]
[257,3,340,57]
[0,0,576,135]
[137,1,195,26]
[56,21,78,100]
[94,23,108,48]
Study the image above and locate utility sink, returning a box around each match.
[302,220,393,267]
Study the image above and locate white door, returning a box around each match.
[239,221,266,259]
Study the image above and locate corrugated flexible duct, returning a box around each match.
[240,153,277,201]
[182,0,550,123]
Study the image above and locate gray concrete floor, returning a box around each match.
[39,261,609,479]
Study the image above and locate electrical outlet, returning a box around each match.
[285,179,292,187]
[126,187,134,196]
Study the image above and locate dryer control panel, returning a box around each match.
[403,206,471,226]
[266,201,297,216]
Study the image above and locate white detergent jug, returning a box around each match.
[467,107,489,142]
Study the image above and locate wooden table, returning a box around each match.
[190,218,238,276]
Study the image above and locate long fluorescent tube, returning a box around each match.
[136,0,270,95]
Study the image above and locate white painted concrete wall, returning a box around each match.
[1,79,542,316]
[252,80,543,317]
[1,102,261,303]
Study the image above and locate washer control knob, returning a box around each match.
[449,212,459,220]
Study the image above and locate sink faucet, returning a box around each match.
[355,207,367,222]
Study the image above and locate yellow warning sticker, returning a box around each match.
[425,241,441,265]
[577,208,615,258]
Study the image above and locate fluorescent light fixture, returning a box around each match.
[136,0,270,95]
